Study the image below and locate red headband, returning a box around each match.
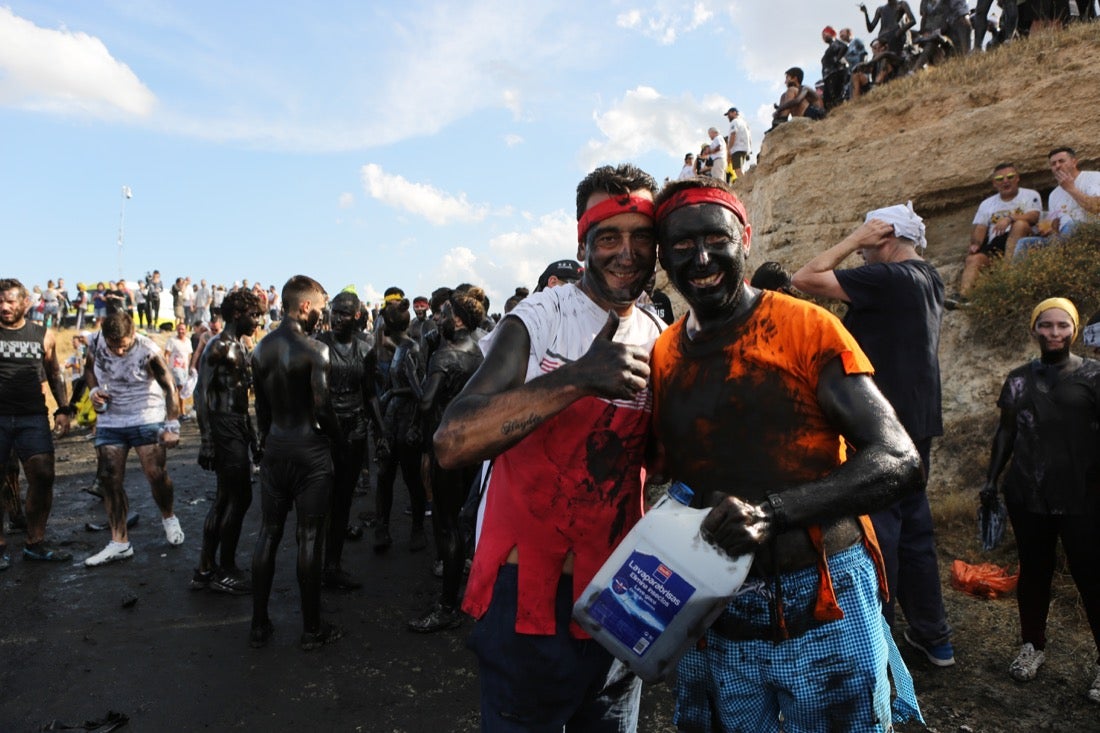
[654,187,748,226]
[576,194,656,244]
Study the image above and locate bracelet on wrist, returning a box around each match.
[162,419,181,434]
[765,493,788,532]
[53,406,76,418]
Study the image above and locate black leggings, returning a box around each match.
[430,460,479,607]
[326,435,366,569]
[1007,502,1100,661]
[375,440,425,528]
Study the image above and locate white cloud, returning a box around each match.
[421,211,576,304]
[0,7,156,118]
[360,163,491,226]
[616,1,713,45]
[725,0,862,84]
[580,86,730,168]
[337,192,354,209]
[504,133,524,148]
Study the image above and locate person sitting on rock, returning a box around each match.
[1013,146,1100,259]
[851,38,905,99]
[772,67,826,127]
[952,162,1041,305]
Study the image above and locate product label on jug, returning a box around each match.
[586,551,696,656]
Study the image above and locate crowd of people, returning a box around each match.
[767,0,1099,128]
[2,148,1099,731]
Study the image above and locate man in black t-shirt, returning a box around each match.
[793,201,955,668]
[0,278,72,567]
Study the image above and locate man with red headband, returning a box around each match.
[650,177,923,731]
[434,163,664,731]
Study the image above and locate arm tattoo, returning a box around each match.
[501,413,542,437]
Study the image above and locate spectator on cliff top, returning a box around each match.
[678,152,696,180]
[851,37,905,100]
[821,26,850,111]
[841,27,868,68]
[772,67,826,128]
[725,107,752,180]
[705,126,727,181]
[860,0,917,54]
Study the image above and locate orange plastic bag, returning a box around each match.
[950,559,1018,599]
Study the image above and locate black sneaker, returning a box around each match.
[249,620,274,649]
[190,568,215,590]
[322,568,362,591]
[373,525,393,553]
[300,622,342,651]
[407,604,463,633]
[211,570,253,595]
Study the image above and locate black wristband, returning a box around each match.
[765,493,788,532]
[54,406,76,418]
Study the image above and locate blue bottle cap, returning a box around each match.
[668,482,694,506]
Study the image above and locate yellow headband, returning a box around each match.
[1030,297,1079,341]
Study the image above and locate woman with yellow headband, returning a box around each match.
[981,297,1100,701]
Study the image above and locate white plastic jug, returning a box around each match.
[572,482,754,682]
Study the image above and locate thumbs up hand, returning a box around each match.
[575,310,651,401]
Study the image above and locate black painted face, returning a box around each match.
[659,204,748,320]
[235,310,261,338]
[329,304,359,338]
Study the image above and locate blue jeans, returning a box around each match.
[871,437,952,647]
[1013,220,1078,259]
[94,422,163,449]
[467,565,641,733]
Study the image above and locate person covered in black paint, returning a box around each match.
[192,287,264,594]
[314,291,384,590]
[408,286,486,633]
[249,275,341,651]
[372,297,428,553]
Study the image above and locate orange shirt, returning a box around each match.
[652,291,873,500]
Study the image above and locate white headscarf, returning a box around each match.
[866,201,927,250]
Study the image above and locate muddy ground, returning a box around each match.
[2,420,1099,732]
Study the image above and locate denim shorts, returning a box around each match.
[0,413,54,461]
[95,422,163,448]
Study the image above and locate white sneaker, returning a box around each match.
[162,516,185,546]
[1088,665,1100,704]
[1009,642,1046,681]
[85,541,134,567]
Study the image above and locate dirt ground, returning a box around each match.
[2,412,1100,731]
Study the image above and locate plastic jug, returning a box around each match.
[572,482,754,682]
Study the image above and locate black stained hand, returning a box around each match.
[701,494,773,556]
[574,311,651,401]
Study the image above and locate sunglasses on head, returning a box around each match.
[993,173,1017,182]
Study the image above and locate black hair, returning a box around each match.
[575,164,658,220]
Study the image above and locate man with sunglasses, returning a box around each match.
[954,162,1040,304]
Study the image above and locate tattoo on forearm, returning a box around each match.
[501,413,542,437]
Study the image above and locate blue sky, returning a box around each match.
[1,0,891,308]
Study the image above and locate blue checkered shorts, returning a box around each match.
[673,543,922,733]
